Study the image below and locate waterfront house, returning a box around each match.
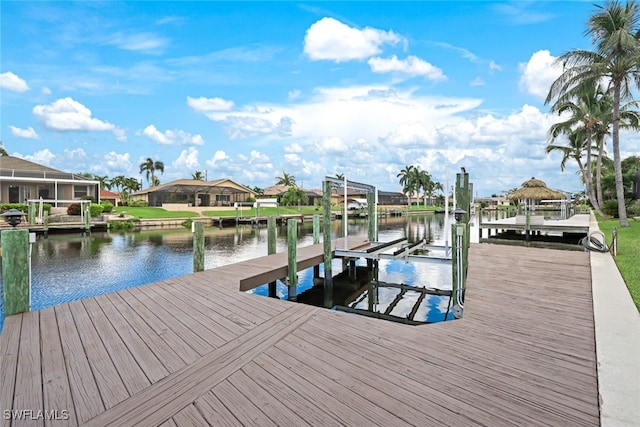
[100,189,121,206]
[0,156,99,206]
[130,178,256,207]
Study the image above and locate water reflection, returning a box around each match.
[0,214,464,331]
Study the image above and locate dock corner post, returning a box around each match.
[323,180,333,308]
[28,202,35,225]
[287,219,298,301]
[1,228,31,316]
[525,207,531,246]
[267,216,278,298]
[367,191,375,242]
[313,214,320,244]
[193,221,205,272]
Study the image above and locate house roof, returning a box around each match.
[100,190,120,199]
[0,156,96,182]
[133,178,255,195]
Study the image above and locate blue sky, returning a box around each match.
[2,1,636,196]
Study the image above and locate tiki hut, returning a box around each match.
[508,177,565,212]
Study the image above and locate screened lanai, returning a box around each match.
[131,179,255,207]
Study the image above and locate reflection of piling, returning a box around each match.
[1,229,30,316]
[193,221,204,272]
[43,211,49,238]
[84,205,91,235]
[287,219,298,301]
[267,217,278,298]
[313,214,320,279]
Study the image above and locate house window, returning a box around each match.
[215,194,231,206]
[74,185,89,198]
[8,185,31,203]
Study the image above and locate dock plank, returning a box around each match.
[55,304,104,424]
[68,300,129,410]
[39,308,75,426]
[0,315,22,427]
[12,312,43,427]
[81,298,150,396]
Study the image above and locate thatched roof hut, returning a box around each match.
[508,177,565,202]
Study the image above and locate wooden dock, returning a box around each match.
[0,242,599,426]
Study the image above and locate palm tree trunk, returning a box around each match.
[585,131,605,216]
[612,82,629,226]
[596,138,605,209]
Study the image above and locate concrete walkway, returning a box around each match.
[589,214,640,426]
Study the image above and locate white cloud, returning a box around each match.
[187,96,234,112]
[470,77,485,86]
[32,97,125,140]
[172,147,200,171]
[41,87,52,95]
[489,60,502,72]
[284,142,304,153]
[0,71,30,92]
[318,137,348,153]
[379,122,438,147]
[22,149,55,166]
[9,126,40,139]
[104,32,169,54]
[518,50,562,99]
[288,89,301,100]
[304,17,401,62]
[142,124,204,146]
[206,150,229,167]
[368,55,446,81]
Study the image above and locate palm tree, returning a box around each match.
[252,186,264,196]
[275,171,296,186]
[546,0,640,226]
[548,81,609,215]
[191,171,205,181]
[546,128,590,184]
[139,157,165,187]
[397,165,416,207]
[335,173,345,181]
[92,175,111,191]
[0,144,8,156]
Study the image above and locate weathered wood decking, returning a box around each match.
[0,242,599,426]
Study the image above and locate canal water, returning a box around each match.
[0,213,482,332]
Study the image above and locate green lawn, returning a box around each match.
[597,217,640,311]
[112,207,199,219]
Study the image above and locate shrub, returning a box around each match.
[602,200,618,217]
[67,203,82,215]
[90,203,104,217]
[100,201,114,213]
[80,195,96,203]
[109,220,134,231]
[0,203,28,213]
[128,199,148,207]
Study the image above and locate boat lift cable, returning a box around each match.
[580,230,609,253]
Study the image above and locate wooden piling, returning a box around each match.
[1,229,30,316]
[193,221,205,272]
[267,217,278,298]
[287,219,298,301]
[28,202,35,225]
[367,191,375,242]
[323,181,333,308]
